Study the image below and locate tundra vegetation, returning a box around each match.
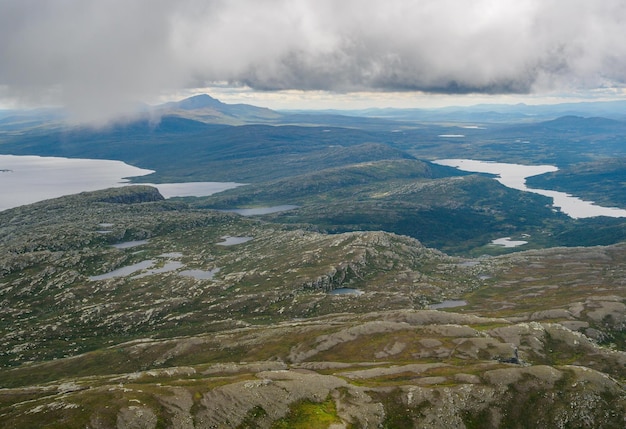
[0,187,624,428]
[1,97,626,427]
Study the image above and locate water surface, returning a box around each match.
[491,237,528,248]
[430,300,467,309]
[146,182,243,198]
[0,155,246,211]
[112,240,149,249]
[159,252,183,258]
[0,155,153,211]
[329,288,364,296]
[132,261,184,279]
[179,268,221,280]
[224,205,298,216]
[433,159,626,219]
[89,260,155,281]
[217,236,253,246]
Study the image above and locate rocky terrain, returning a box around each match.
[1,187,625,428]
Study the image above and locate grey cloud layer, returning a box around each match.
[1,0,625,120]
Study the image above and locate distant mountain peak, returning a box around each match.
[547,115,621,125]
[176,94,223,110]
[154,93,282,125]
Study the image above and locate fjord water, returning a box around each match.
[0,155,243,211]
[433,159,626,219]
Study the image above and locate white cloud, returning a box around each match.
[1,0,625,121]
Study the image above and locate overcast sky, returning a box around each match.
[1,0,626,122]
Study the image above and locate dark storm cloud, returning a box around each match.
[1,0,625,121]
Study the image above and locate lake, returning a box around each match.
[491,237,528,248]
[222,205,298,216]
[0,155,244,211]
[329,288,364,296]
[217,236,253,246]
[88,259,155,281]
[88,245,221,281]
[429,300,467,310]
[433,159,626,219]
[144,181,244,198]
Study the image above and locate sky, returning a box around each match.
[1,0,626,123]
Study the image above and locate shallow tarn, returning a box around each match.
[429,300,468,309]
[217,236,253,246]
[329,288,364,296]
[221,205,298,216]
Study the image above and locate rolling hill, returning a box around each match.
[0,186,625,427]
[2,96,626,424]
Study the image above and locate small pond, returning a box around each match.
[132,261,184,279]
[429,300,467,310]
[491,237,528,248]
[89,260,155,281]
[329,288,364,296]
[223,205,298,216]
[217,236,253,246]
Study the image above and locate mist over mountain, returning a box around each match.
[5,94,626,134]
[3,1,626,124]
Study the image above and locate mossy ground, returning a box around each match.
[1,187,626,426]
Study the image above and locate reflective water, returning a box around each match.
[146,181,243,198]
[430,300,467,309]
[159,252,183,258]
[0,155,245,211]
[179,267,221,280]
[224,205,298,216]
[433,159,626,219]
[88,249,220,281]
[132,261,184,279]
[217,236,253,246]
[112,240,149,249]
[0,155,153,211]
[491,237,528,248]
[329,288,364,295]
[88,260,155,281]
[456,261,479,267]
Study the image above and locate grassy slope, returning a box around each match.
[3,115,626,256]
[0,118,413,182]
[194,159,626,255]
[3,115,626,181]
[1,187,625,427]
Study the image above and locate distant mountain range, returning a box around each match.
[3,94,626,132]
[155,95,626,125]
[314,100,626,123]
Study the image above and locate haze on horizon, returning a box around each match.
[1,0,626,123]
